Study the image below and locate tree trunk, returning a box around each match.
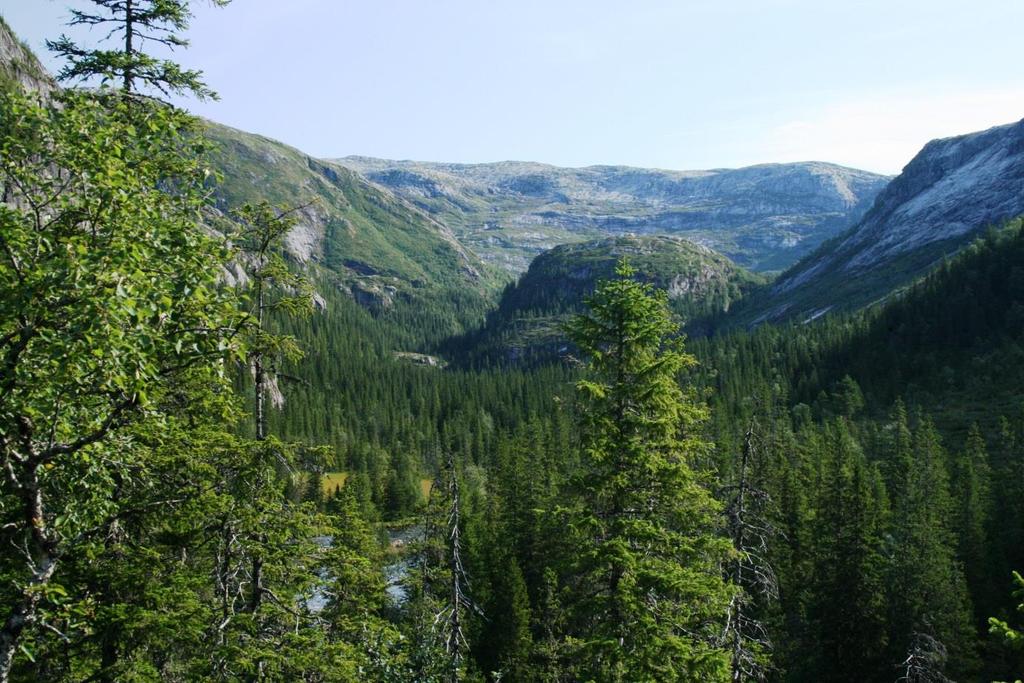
[0,556,57,683]
[248,555,264,614]
[448,463,462,683]
[0,464,59,683]
[731,430,751,682]
[254,269,266,441]
[123,0,134,92]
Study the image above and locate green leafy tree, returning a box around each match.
[0,87,238,681]
[560,260,731,682]
[989,571,1024,683]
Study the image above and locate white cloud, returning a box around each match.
[756,86,1024,174]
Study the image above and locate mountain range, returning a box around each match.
[211,115,1024,347]
[5,15,1021,348]
[335,156,890,274]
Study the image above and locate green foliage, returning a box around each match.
[885,416,977,677]
[0,84,239,678]
[804,420,889,681]
[0,18,392,680]
[559,260,731,681]
[232,200,315,440]
[46,0,229,99]
[0,87,237,421]
[951,423,995,621]
[990,571,1024,683]
[686,219,1024,681]
[452,235,765,366]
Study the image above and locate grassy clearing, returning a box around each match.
[320,473,433,501]
[321,471,349,496]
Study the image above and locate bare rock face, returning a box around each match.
[668,265,718,299]
[284,222,319,263]
[0,19,54,95]
[349,282,398,310]
[336,156,891,273]
[844,120,1024,269]
[753,118,1024,322]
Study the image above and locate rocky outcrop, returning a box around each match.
[0,18,54,95]
[348,281,398,310]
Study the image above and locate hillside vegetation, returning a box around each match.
[204,121,506,346]
[448,235,765,365]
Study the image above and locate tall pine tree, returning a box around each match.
[560,260,731,682]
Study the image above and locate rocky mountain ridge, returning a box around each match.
[745,118,1024,324]
[336,156,891,273]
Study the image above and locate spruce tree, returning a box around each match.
[47,0,229,99]
[233,201,315,441]
[561,260,731,681]
[887,417,977,678]
[806,420,888,681]
[950,423,994,618]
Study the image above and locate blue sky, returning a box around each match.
[4,0,1024,174]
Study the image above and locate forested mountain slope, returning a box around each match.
[450,235,764,365]
[203,121,504,341]
[338,155,889,273]
[798,217,1024,425]
[701,218,1024,431]
[737,118,1024,324]
[678,220,1024,682]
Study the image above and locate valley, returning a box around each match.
[2,5,1024,683]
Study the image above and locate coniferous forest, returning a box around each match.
[2,2,1024,682]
